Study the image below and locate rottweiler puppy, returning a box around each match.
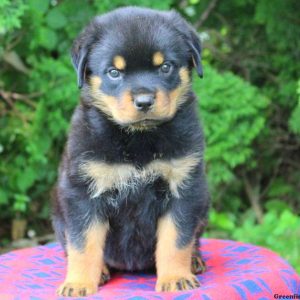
[52,6,210,297]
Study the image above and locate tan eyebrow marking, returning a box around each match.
[153,52,164,66]
[113,55,126,70]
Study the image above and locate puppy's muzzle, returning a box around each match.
[133,94,155,112]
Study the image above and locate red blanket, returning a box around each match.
[0,239,299,299]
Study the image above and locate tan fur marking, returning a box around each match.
[169,67,190,109]
[113,55,126,70]
[89,75,118,119]
[155,214,198,292]
[147,154,200,197]
[88,68,190,126]
[153,52,164,66]
[57,222,109,296]
[155,89,174,117]
[90,75,102,90]
[117,90,138,121]
[81,153,200,198]
[89,85,140,124]
[179,67,190,84]
[81,162,137,198]
[151,68,190,122]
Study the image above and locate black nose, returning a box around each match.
[133,94,155,112]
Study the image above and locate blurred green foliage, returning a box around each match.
[194,65,269,188]
[0,0,299,272]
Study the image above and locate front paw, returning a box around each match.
[155,274,200,292]
[57,281,98,297]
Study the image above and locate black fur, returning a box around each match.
[52,6,209,273]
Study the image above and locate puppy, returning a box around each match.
[52,6,210,297]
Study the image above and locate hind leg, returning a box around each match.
[191,247,206,274]
[100,264,111,285]
[191,230,206,274]
[51,187,67,250]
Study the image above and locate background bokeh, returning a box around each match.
[0,0,299,272]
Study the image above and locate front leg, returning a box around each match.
[155,214,200,292]
[155,161,209,292]
[57,222,109,297]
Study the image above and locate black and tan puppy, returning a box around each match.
[52,6,210,297]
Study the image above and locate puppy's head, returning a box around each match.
[71,7,203,129]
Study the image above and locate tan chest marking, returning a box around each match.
[80,153,201,198]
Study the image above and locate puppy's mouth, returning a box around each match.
[121,118,168,130]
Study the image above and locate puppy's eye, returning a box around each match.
[108,68,121,79]
[160,63,172,74]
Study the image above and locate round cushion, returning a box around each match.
[0,239,299,299]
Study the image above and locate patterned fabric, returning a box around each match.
[0,239,299,300]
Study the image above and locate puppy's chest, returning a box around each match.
[79,153,200,202]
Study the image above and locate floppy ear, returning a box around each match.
[71,42,88,88]
[188,32,203,78]
[166,11,203,78]
[71,19,101,88]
